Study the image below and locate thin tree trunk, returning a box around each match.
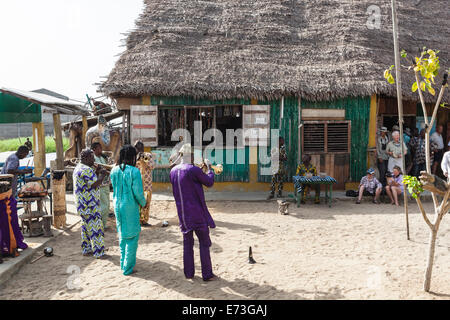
[424,228,438,292]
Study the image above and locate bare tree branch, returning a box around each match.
[429,85,446,130]
[414,71,428,124]
[417,196,434,229]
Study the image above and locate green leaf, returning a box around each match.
[420,81,426,91]
[421,67,427,77]
[412,82,418,92]
[428,87,436,96]
[387,74,395,84]
[401,50,407,58]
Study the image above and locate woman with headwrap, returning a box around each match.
[110,145,147,275]
[73,149,108,259]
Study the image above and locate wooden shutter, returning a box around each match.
[327,122,351,152]
[130,105,158,147]
[302,121,351,154]
[243,105,270,146]
[302,123,325,152]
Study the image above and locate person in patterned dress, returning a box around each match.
[73,149,108,259]
[296,155,320,204]
[92,142,111,230]
[267,137,288,199]
[134,141,155,227]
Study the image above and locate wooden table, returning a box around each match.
[293,175,337,208]
[19,196,52,237]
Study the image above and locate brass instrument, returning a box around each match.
[197,160,223,175]
[68,158,114,172]
[93,163,114,172]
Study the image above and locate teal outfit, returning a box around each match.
[110,165,146,275]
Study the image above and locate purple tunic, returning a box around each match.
[170,164,215,234]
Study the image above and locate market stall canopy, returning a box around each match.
[0,90,41,124]
[0,87,90,117]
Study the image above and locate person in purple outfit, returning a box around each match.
[0,187,28,257]
[170,144,218,282]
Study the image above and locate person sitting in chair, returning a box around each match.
[356,168,382,204]
[296,155,320,204]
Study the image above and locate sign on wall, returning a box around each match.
[130,105,158,147]
[243,105,270,146]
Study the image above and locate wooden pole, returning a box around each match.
[81,116,88,150]
[52,113,67,228]
[53,113,64,170]
[32,122,46,177]
[391,0,410,240]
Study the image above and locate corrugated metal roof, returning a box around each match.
[0,87,90,116]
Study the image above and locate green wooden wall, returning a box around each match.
[149,95,370,183]
[301,97,371,181]
[258,97,300,183]
[150,96,252,182]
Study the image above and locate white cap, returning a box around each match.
[179,143,192,155]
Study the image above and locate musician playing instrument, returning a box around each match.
[135,141,155,227]
[170,144,218,282]
[92,142,111,229]
[74,149,108,259]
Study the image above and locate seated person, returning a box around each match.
[0,146,33,198]
[296,155,320,204]
[385,165,404,206]
[356,168,382,204]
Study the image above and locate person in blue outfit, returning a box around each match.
[110,145,147,276]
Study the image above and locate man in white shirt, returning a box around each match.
[431,125,444,175]
[441,142,450,179]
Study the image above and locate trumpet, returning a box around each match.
[94,163,114,172]
[197,160,224,175]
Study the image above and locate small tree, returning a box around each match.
[384,48,449,292]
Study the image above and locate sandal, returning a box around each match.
[356,200,361,204]
[203,275,219,282]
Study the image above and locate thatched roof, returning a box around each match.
[101,0,449,103]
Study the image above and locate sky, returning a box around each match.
[0,0,144,103]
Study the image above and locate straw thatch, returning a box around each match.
[101,0,449,103]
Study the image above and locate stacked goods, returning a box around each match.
[18,182,47,198]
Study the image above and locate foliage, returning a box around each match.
[0,136,70,154]
[384,47,442,96]
[384,65,395,84]
[403,175,424,199]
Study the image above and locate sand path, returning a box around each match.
[0,200,449,300]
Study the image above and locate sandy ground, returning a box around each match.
[0,199,449,300]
